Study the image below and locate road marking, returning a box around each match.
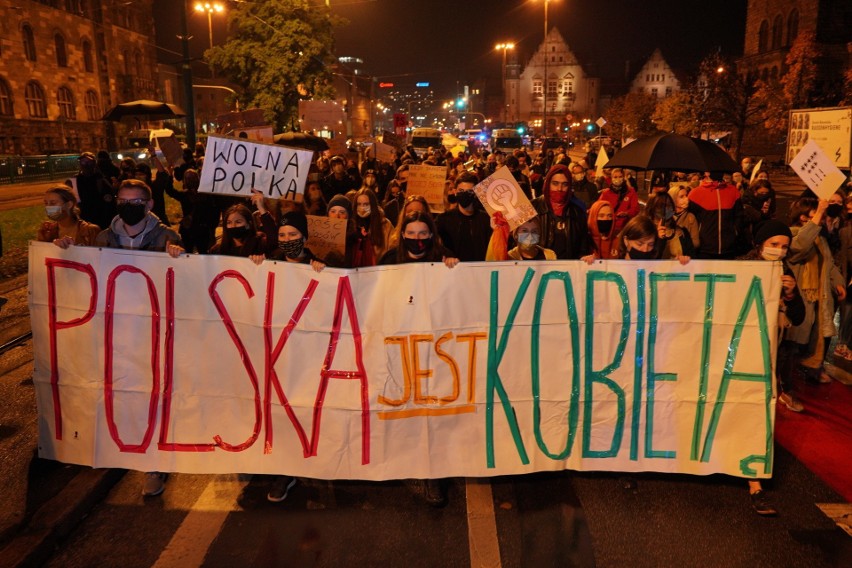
[465,478,501,568]
[152,474,249,568]
[816,503,852,537]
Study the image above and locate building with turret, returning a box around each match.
[504,28,599,136]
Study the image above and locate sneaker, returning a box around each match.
[142,472,166,497]
[750,490,777,516]
[778,392,804,412]
[267,476,297,503]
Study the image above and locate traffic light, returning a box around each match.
[517,127,525,134]
[456,99,465,108]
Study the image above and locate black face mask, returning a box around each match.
[597,220,613,235]
[279,237,304,259]
[826,203,843,218]
[403,237,432,256]
[628,247,657,260]
[118,203,147,226]
[225,225,253,240]
[456,191,476,209]
[447,194,457,204]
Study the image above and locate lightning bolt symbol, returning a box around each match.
[837,148,842,161]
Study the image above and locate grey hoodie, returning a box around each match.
[95,212,181,251]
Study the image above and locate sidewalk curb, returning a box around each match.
[0,468,125,568]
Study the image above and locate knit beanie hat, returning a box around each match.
[327,194,353,217]
[281,211,309,239]
[753,219,792,245]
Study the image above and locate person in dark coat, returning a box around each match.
[531,164,593,259]
[74,151,116,229]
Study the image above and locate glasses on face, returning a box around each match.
[116,198,149,206]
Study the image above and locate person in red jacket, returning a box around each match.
[687,172,745,259]
[599,168,640,234]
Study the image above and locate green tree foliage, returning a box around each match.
[606,92,659,140]
[693,53,765,160]
[654,90,698,135]
[206,0,342,131]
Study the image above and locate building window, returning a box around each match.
[651,87,658,96]
[25,81,47,118]
[55,33,68,67]
[57,86,76,119]
[665,87,672,97]
[22,24,37,62]
[561,80,573,95]
[532,80,542,97]
[771,15,783,50]
[547,81,557,97]
[0,77,13,116]
[84,89,99,120]
[787,9,799,46]
[82,40,93,72]
[646,74,650,82]
[758,20,768,53]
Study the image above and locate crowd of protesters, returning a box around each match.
[36,138,852,516]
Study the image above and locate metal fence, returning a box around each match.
[0,152,153,185]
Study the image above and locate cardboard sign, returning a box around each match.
[305,214,347,261]
[407,164,447,213]
[595,147,610,177]
[199,136,313,201]
[374,142,396,163]
[749,159,763,184]
[155,133,184,167]
[234,126,274,144]
[473,166,536,231]
[787,107,851,168]
[326,136,349,157]
[217,108,268,134]
[790,140,847,200]
[29,242,781,480]
[299,100,347,132]
[382,130,405,151]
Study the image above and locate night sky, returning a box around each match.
[156,0,748,97]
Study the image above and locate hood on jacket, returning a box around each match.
[109,211,160,248]
[587,199,615,239]
[542,164,573,204]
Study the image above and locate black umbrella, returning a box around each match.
[604,133,739,173]
[273,131,329,152]
[101,100,186,122]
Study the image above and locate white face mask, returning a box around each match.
[356,205,371,218]
[761,246,787,261]
[517,232,540,247]
[45,205,64,220]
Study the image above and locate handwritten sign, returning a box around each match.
[155,133,184,167]
[299,100,346,132]
[199,135,313,201]
[381,130,405,151]
[306,214,347,261]
[374,142,396,163]
[473,166,536,231]
[407,164,447,213]
[790,140,847,200]
[234,126,274,144]
[29,242,780,480]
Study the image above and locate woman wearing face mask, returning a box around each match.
[509,217,555,260]
[387,195,431,250]
[351,188,393,267]
[379,211,458,267]
[786,197,846,384]
[668,184,700,251]
[581,200,616,263]
[614,215,690,264]
[303,181,328,216]
[645,192,694,259]
[599,167,640,234]
[38,185,101,246]
[208,203,268,265]
[268,211,326,271]
[736,220,805,515]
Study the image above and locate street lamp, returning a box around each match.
[495,42,514,123]
[194,2,224,51]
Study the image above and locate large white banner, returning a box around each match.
[28,242,780,480]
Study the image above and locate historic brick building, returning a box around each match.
[739,0,850,97]
[504,28,599,135]
[0,0,158,155]
[630,49,681,99]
